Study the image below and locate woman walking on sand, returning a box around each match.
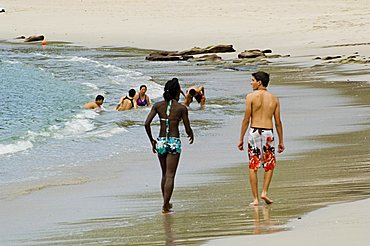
[145,78,194,213]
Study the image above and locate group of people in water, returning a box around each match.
[83,71,284,214]
[83,84,206,111]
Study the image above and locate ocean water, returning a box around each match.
[0,42,248,189]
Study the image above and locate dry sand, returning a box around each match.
[1,0,370,56]
[1,0,370,245]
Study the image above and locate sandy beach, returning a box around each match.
[1,0,370,245]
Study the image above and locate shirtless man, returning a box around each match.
[238,71,284,206]
[183,86,206,108]
[83,95,104,110]
[116,89,137,111]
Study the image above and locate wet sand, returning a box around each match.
[205,198,370,246]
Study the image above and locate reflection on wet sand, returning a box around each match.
[252,205,283,235]
[163,214,177,246]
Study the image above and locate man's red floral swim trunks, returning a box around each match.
[247,127,276,171]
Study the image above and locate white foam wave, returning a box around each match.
[0,141,33,155]
[87,127,128,138]
[206,104,224,109]
[3,60,22,65]
[53,111,97,139]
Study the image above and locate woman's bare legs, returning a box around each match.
[159,153,180,213]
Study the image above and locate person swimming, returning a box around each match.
[83,95,105,110]
[135,84,151,107]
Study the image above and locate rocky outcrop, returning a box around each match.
[146,44,235,61]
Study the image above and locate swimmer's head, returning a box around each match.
[139,85,147,94]
[95,95,104,106]
[163,78,180,102]
[189,88,197,97]
[129,89,136,97]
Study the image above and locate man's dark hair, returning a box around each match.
[95,95,104,101]
[252,71,270,87]
[189,89,196,97]
[163,78,180,101]
[129,89,136,97]
[140,85,147,90]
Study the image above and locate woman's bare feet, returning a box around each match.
[162,203,174,214]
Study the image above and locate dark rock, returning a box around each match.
[146,44,234,61]
[262,49,273,54]
[322,55,342,60]
[178,44,235,56]
[145,53,193,61]
[24,35,45,42]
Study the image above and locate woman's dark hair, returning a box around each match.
[140,84,147,90]
[163,78,180,101]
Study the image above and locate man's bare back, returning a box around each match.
[248,90,278,129]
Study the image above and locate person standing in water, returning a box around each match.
[238,71,284,206]
[183,85,206,108]
[145,78,194,213]
[135,84,151,107]
[116,89,137,111]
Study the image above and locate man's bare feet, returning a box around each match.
[261,194,273,204]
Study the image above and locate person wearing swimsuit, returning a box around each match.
[135,85,151,107]
[238,71,285,206]
[116,89,137,111]
[145,78,194,213]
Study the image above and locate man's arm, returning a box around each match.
[274,98,284,153]
[199,86,205,95]
[238,94,252,150]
